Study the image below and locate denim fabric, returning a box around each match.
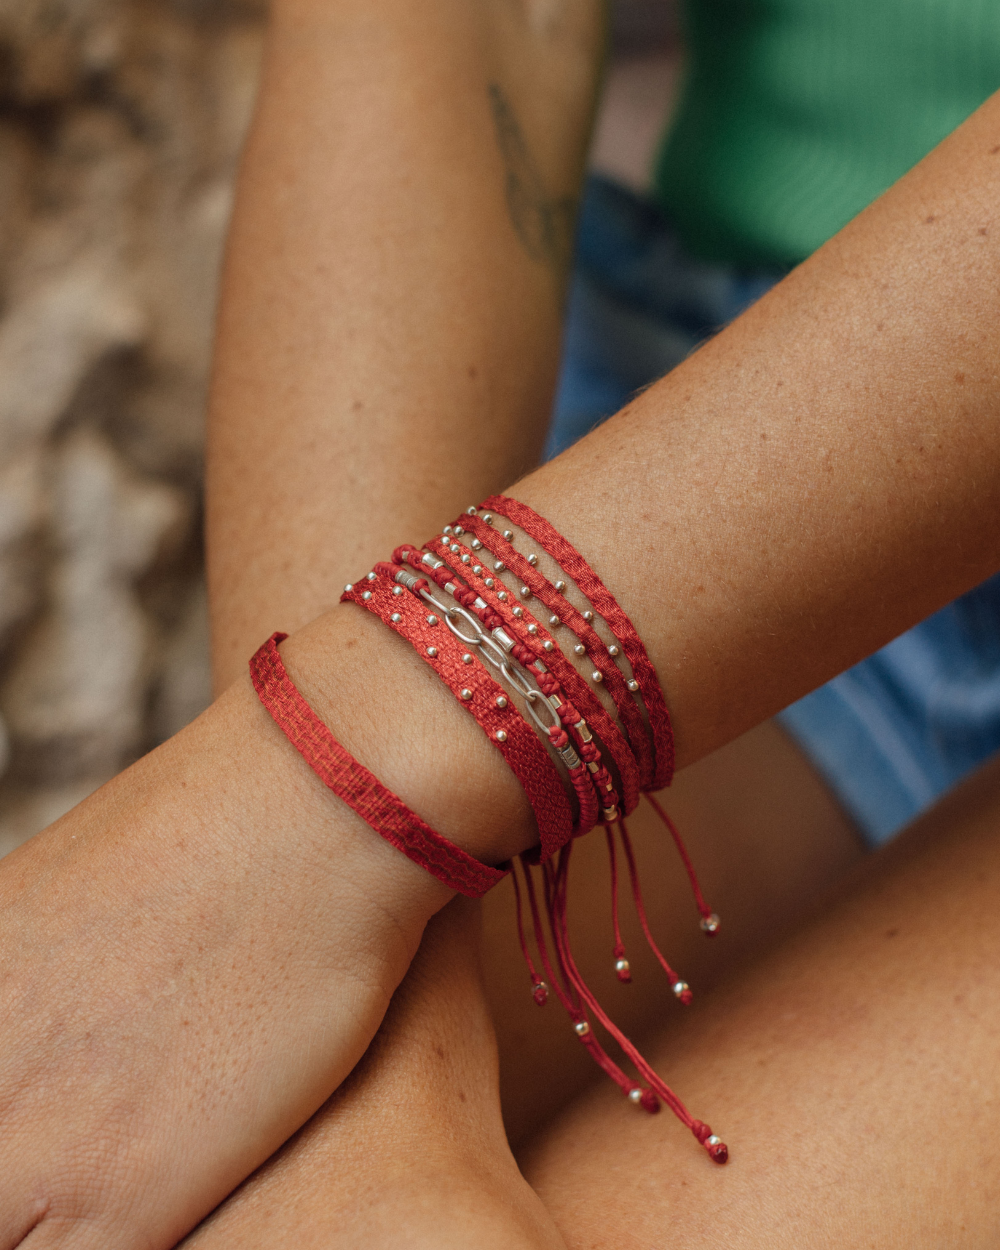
[549,175,1000,846]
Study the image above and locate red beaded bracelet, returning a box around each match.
[249,499,728,1165]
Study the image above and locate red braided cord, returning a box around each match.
[459,512,656,789]
[249,634,504,898]
[427,534,641,817]
[543,844,726,1161]
[481,495,675,789]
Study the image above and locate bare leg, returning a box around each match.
[484,719,862,1145]
[523,754,1000,1248]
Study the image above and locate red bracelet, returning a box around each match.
[250,633,505,898]
[253,498,727,1165]
[423,533,640,818]
[342,569,575,861]
[480,495,676,789]
[392,540,616,834]
[457,511,659,790]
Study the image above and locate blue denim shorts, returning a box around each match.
[550,176,1000,848]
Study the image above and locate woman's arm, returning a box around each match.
[207,0,604,687]
[4,52,1000,1250]
[277,87,1000,867]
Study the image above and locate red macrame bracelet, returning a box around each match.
[423,533,640,817]
[457,512,658,790]
[481,494,676,788]
[259,499,728,1165]
[391,542,616,835]
[250,633,505,898]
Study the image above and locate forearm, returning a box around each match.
[280,89,1000,865]
[513,91,1000,766]
[208,0,605,688]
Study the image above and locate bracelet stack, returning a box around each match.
[250,495,728,1165]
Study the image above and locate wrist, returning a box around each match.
[278,609,538,867]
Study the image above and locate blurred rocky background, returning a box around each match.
[0,0,264,853]
[0,0,677,857]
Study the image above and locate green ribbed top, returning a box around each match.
[653,0,1000,267]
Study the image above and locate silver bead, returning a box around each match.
[554,580,567,592]
[549,615,559,626]
[592,670,603,683]
[450,543,460,554]
[366,572,377,582]
[573,1021,591,1037]
[495,730,507,742]
[496,696,508,709]
[344,583,354,593]
[527,553,538,566]
[672,980,690,999]
[427,646,438,657]
[390,612,402,623]
[627,679,639,692]
[427,614,439,626]
[461,554,471,564]
[453,525,464,535]
[471,538,482,550]
[362,590,372,600]
[460,688,473,701]
[615,957,630,975]
[700,913,721,935]
[392,585,404,596]
[628,1088,643,1105]
[608,644,620,657]
[497,590,508,602]
[503,529,514,541]
[573,644,585,656]
[443,525,453,534]
[543,640,554,652]
[484,578,495,588]
[583,610,594,622]
[473,565,483,575]
[466,506,477,515]
[527,623,538,635]
[483,513,493,524]
[706,1135,721,1147]
[519,586,532,599]
[512,606,524,618]
[462,653,473,664]
[494,560,505,572]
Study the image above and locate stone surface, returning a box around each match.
[0,0,265,852]
[0,0,677,857]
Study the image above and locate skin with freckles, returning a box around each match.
[5,3,1000,1245]
[192,2,1000,1243]
[524,759,1000,1249]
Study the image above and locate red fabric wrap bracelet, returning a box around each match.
[250,632,505,898]
[341,572,575,861]
[249,499,727,1165]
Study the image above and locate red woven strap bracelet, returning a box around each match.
[250,633,505,898]
[481,494,676,789]
[341,571,575,861]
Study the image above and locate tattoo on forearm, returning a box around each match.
[488,82,576,272]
